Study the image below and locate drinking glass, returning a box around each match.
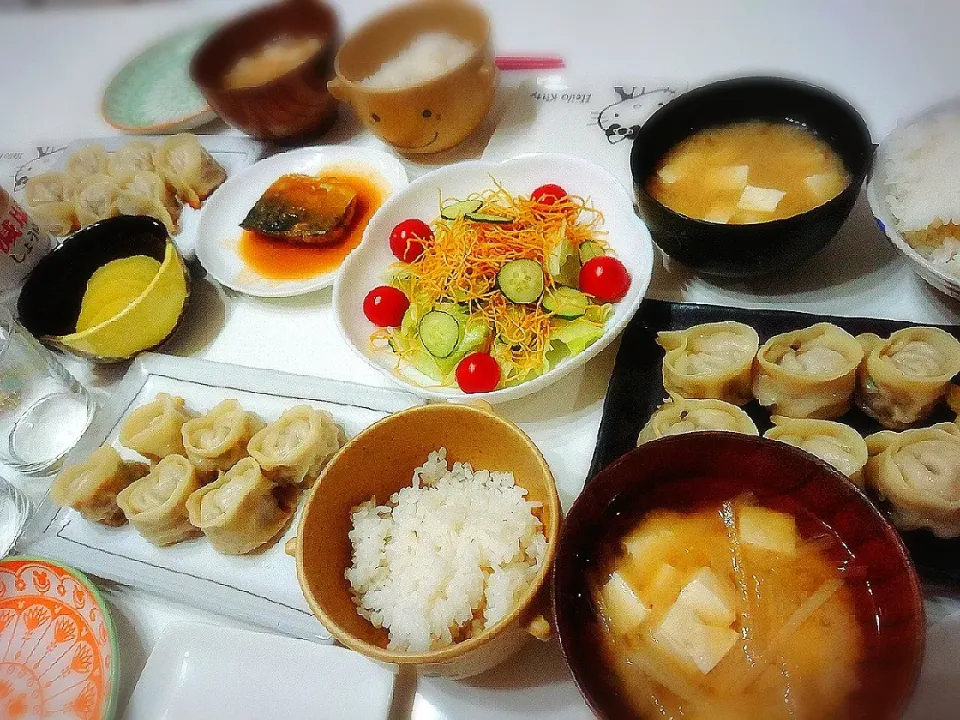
[0,306,95,474]
[0,474,30,558]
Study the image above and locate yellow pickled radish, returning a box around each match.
[75,255,161,332]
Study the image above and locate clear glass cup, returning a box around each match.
[0,306,95,474]
[0,474,30,558]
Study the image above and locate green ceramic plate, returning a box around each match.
[102,24,218,134]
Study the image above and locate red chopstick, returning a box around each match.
[495,55,566,71]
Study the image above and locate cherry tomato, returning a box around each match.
[531,183,567,205]
[363,286,409,327]
[389,219,432,262]
[456,352,501,393]
[579,256,631,302]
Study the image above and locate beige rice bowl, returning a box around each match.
[346,448,548,652]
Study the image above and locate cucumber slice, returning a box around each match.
[498,259,545,304]
[440,200,482,221]
[466,211,512,224]
[542,287,590,319]
[579,241,605,264]
[419,311,460,358]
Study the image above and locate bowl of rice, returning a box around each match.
[867,99,960,299]
[296,403,560,678]
[327,0,495,154]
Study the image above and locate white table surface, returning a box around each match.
[3,0,960,718]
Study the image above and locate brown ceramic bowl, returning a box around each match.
[554,432,923,720]
[296,403,560,678]
[190,0,340,143]
[328,0,495,154]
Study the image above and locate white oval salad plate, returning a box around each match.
[333,153,654,403]
[196,146,408,297]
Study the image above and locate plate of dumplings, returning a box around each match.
[591,299,960,583]
[24,353,421,639]
[17,134,262,259]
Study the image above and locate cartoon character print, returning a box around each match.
[12,146,67,193]
[593,86,678,144]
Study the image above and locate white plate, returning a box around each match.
[196,146,408,297]
[867,97,960,301]
[126,621,397,720]
[333,153,654,403]
[21,353,422,640]
[13,135,262,261]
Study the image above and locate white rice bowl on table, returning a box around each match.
[345,447,547,652]
[868,102,960,296]
[360,32,475,88]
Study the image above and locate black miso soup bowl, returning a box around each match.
[630,76,874,279]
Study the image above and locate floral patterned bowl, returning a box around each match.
[0,558,118,720]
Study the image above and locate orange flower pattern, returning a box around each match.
[0,560,111,720]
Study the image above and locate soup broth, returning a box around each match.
[647,121,850,224]
[591,497,867,719]
[223,36,322,91]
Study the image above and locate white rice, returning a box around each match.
[345,448,547,652]
[878,109,960,275]
[360,32,475,89]
[880,110,960,232]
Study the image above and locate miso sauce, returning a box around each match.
[647,121,850,224]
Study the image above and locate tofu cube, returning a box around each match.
[657,165,682,184]
[737,185,786,213]
[622,527,675,575]
[599,571,649,633]
[703,205,735,224]
[675,568,735,626]
[805,173,843,201]
[738,507,798,556]
[708,165,749,190]
[652,602,739,675]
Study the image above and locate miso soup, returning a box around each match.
[590,497,868,719]
[647,121,850,224]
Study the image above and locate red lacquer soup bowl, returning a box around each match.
[553,432,924,720]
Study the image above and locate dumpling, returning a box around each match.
[856,327,960,430]
[248,406,344,486]
[74,173,120,227]
[754,323,863,419]
[186,457,297,555]
[106,140,156,184]
[25,172,75,206]
[50,445,149,526]
[657,321,759,406]
[115,171,182,235]
[116,455,202,546]
[865,423,960,537]
[182,399,264,473]
[638,397,759,445]
[764,416,869,487]
[66,144,108,181]
[155,134,226,209]
[31,201,78,236]
[119,393,195,461]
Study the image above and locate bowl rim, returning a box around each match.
[331,0,492,94]
[331,152,654,403]
[629,74,874,232]
[295,402,562,664]
[553,432,925,719]
[866,96,960,299]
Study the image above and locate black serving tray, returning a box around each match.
[588,298,960,584]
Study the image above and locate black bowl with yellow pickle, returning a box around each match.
[17,215,190,362]
[630,77,873,278]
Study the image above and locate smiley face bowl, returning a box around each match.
[17,215,190,362]
[327,0,495,154]
[333,153,654,403]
